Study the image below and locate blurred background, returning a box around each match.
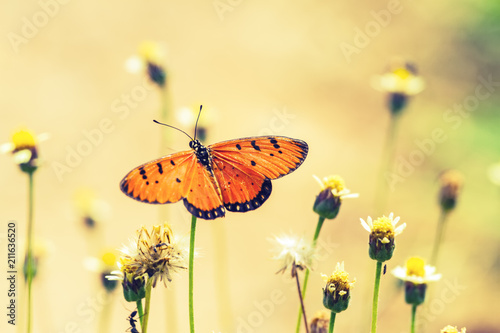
[1,0,499,332]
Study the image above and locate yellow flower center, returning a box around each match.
[321,175,345,193]
[12,129,36,151]
[326,269,352,292]
[371,216,394,240]
[392,68,412,80]
[102,251,117,267]
[406,257,425,277]
[139,41,164,65]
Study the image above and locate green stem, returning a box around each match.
[328,311,336,333]
[294,267,309,333]
[141,280,152,333]
[295,216,325,333]
[375,115,400,214]
[371,261,383,333]
[430,210,449,266]
[26,171,34,333]
[189,215,198,333]
[410,304,417,333]
[136,299,144,329]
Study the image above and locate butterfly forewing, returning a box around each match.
[209,136,308,180]
[120,151,195,204]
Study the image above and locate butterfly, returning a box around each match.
[120,108,308,220]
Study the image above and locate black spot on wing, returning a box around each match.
[251,160,256,166]
[170,160,176,166]
[251,140,261,151]
[225,179,272,213]
[183,199,226,220]
[176,178,181,183]
[236,144,242,150]
[270,138,278,144]
[270,138,309,179]
[157,162,163,174]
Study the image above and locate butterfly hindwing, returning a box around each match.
[181,158,226,220]
[212,158,273,212]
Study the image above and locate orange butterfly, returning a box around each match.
[120,111,308,220]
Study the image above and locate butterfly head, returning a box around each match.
[189,139,203,151]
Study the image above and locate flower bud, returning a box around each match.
[312,175,357,220]
[310,310,329,333]
[439,170,463,212]
[361,213,406,262]
[313,189,341,219]
[321,262,355,313]
[122,272,146,302]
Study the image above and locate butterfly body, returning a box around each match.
[121,136,308,220]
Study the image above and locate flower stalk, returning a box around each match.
[136,299,144,329]
[294,263,310,333]
[430,210,448,266]
[410,304,417,333]
[26,171,35,333]
[189,215,197,333]
[328,312,336,333]
[295,216,324,333]
[371,261,383,333]
[141,280,153,333]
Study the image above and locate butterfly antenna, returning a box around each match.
[153,120,194,141]
[193,105,203,140]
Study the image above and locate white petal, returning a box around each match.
[426,273,442,282]
[391,266,407,279]
[312,175,323,189]
[13,150,31,164]
[394,223,407,235]
[0,142,15,154]
[37,133,50,142]
[341,193,359,199]
[388,212,394,219]
[83,257,101,272]
[125,56,144,73]
[392,216,400,225]
[338,261,344,271]
[425,265,436,275]
[360,218,372,232]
